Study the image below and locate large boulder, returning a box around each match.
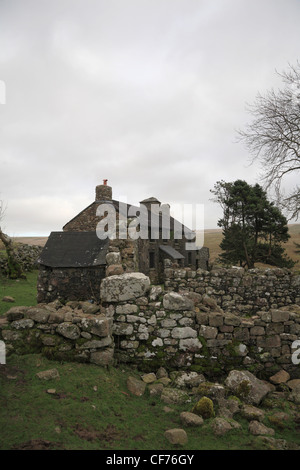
[224,370,271,405]
[100,273,150,302]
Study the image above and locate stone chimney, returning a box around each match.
[95,179,112,201]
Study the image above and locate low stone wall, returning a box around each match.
[0,243,43,275]
[100,277,300,378]
[1,272,300,379]
[164,265,300,314]
[0,301,114,366]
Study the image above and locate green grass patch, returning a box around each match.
[0,270,38,316]
[0,354,299,450]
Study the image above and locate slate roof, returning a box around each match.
[38,231,109,268]
[113,200,194,237]
[63,199,194,237]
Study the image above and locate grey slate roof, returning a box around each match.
[38,231,109,268]
[63,199,194,237]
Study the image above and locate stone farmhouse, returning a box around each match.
[37,181,209,303]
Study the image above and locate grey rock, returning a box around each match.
[127,376,146,396]
[141,373,156,383]
[80,337,113,349]
[148,383,164,396]
[90,348,114,366]
[80,316,112,337]
[11,319,34,330]
[164,428,188,445]
[180,411,204,426]
[173,371,205,389]
[160,387,190,404]
[289,384,300,404]
[156,367,168,379]
[106,251,121,266]
[149,286,163,301]
[211,417,234,436]
[171,327,197,339]
[249,420,275,436]
[113,322,134,336]
[36,368,60,381]
[56,322,81,340]
[240,404,265,421]
[100,273,150,302]
[5,306,28,321]
[26,307,50,324]
[163,292,194,311]
[224,370,271,405]
[2,296,15,303]
[79,301,100,314]
[115,304,138,315]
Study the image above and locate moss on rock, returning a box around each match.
[192,396,215,419]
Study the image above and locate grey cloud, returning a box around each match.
[0,0,299,235]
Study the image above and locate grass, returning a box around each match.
[1,354,299,451]
[0,270,38,316]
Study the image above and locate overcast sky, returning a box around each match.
[0,0,299,237]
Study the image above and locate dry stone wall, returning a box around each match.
[164,265,300,314]
[0,243,43,275]
[1,270,300,380]
[99,274,300,378]
[0,301,114,367]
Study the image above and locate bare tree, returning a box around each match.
[237,62,300,220]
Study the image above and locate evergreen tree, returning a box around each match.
[210,180,294,268]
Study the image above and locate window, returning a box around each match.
[188,252,192,265]
[149,228,156,243]
[149,251,155,269]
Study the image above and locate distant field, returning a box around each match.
[201,224,300,269]
[12,237,48,246]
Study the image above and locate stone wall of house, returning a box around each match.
[36,236,138,305]
[107,238,139,275]
[37,266,106,303]
[63,182,113,232]
[164,264,300,315]
[63,202,99,232]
